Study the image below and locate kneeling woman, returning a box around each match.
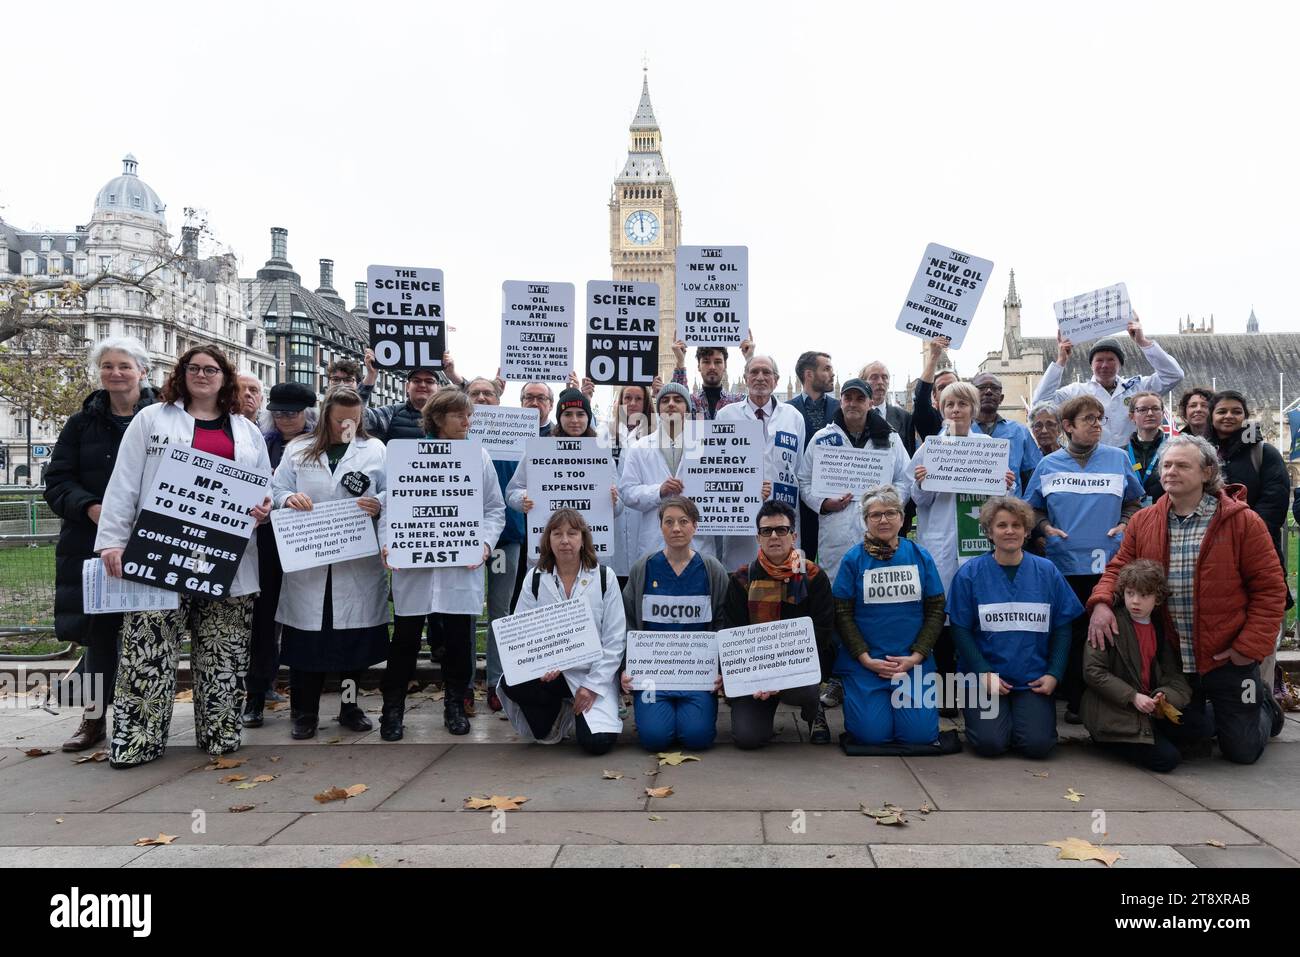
[498,510,626,755]
[621,496,729,752]
[272,388,388,739]
[946,497,1083,759]
[832,486,946,747]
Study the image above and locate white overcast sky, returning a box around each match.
[4,0,1297,395]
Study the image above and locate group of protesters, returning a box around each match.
[42,316,1293,771]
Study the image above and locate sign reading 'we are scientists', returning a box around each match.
[368,265,445,371]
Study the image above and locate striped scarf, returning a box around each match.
[746,550,820,624]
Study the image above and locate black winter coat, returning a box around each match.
[1213,429,1291,561]
[43,387,158,645]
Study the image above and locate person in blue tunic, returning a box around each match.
[832,485,947,746]
[948,496,1084,759]
[1024,394,1144,723]
[621,496,729,751]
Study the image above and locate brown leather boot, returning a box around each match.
[62,716,107,752]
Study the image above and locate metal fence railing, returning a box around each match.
[0,489,60,652]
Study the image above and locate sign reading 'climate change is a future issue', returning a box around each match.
[383,438,484,569]
[368,265,445,371]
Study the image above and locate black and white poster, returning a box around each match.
[894,243,993,349]
[468,405,540,463]
[585,280,659,386]
[120,445,271,598]
[383,438,484,569]
[501,281,575,382]
[675,245,748,347]
[523,438,616,563]
[368,264,445,371]
[679,419,764,535]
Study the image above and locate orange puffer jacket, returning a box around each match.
[1087,486,1285,674]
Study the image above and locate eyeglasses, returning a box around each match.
[1133,406,1163,416]
[522,393,553,406]
[328,375,357,385]
[185,363,222,378]
[1030,420,1060,431]
[757,525,793,538]
[975,384,1002,394]
[271,410,304,419]
[1075,414,1108,426]
[866,510,901,522]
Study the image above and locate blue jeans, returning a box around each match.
[964,688,1057,759]
[842,663,939,746]
[632,690,717,752]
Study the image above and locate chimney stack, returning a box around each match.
[270,227,288,262]
[319,259,335,292]
[354,282,368,311]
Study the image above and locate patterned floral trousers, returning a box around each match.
[110,594,254,767]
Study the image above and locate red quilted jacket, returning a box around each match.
[1087,486,1285,674]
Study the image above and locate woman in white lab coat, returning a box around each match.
[271,388,388,740]
[497,509,626,754]
[597,384,655,588]
[379,389,506,740]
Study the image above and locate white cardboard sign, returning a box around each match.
[1054,282,1132,344]
[718,617,821,698]
[678,419,765,536]
[82,558,178,614]
[676,245,748,347]
[811,445,894,499]
[921,435,1010,496]
[625,629,719,693]
[271,498,380,574]
[495,596,604,685]
[895,243,994,349]
[522,438,616,563]
[468,405,538,462]
[383,438,484,569]
[500,281,575,382]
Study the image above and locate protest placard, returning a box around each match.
[625,630,719,693]
[895,243,994,349]
[921,434,1010,496]
[676,245,748,347]
[368,264,445,371]
[383,438,484,569]
[585,280,659,386]
[522,438,616,563]
[718,617,821,698]
[271,498,380,574]
[468,405,539,462]
[501,281,575,382]
[1054,282,1132,343]
[120,445,271,598]
[810,445,894,499]
[82,558,178,614]
[679,419,764,536]
[495,596,604,686]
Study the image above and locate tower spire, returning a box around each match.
[1003,268,1021,309]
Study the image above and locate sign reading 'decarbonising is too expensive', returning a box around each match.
[368,265,445,371]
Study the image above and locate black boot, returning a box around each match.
[290,711,318,740]
[444,695,470,735]
[338,703,373,733]
[379,701,405,741]
[242,692,265,729]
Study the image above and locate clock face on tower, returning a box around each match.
[624,209,660,245]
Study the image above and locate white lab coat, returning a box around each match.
[796,422,911,582]
[270,436,389,631]
[94,400,272,599]
[714,398,806,572]
[597,421,646,577]
[1032,340,1185,446]
[617,429,716,563]
[497,564,626,739]
[382,447,505,616]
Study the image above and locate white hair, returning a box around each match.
[89,336,149,374]
[1162,434,1224,494]
[744,354,779,378]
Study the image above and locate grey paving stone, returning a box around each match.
[124,843,561,867]
[0,811,301,846]
[0,747,205,813]
[903,747,1199,811]
[110,745,448,813]
[647,743,927,811]
[553,843,876,868]
[1220,810,1300,860]
[868,844,1194,868]
[763,810,1258,846]
[0,845,155,867]
[378,744,655,812]
[1156,744,1300,810]
[1174,844,1298,868]
[269,810,764,845]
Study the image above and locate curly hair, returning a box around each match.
[161,344,238,411]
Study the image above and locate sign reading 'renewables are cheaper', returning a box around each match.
[678,419,765,536]
[522,438,616,564]
[895,243,994,350]
[676,245,748,347]
[467,405,539,463]
[810,445,895,499]
[383,438,484,569]
[495,596,604,686]
[718,617,821,698]
[921,434,1010,496]
[271,498,381,574]
[120,445,271,598]
[1054,282,1132,344]
[585,280,659,386]
[500,281,575,382]
[624,630,719,693]
[368,265,445,371]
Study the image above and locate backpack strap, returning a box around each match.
[531,567,542,600]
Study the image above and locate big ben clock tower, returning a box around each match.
[610,68,682,381]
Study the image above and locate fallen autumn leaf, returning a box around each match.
[1063,788,1084,803]
[656,752,701,767]
[464,795,529,811]
[134,833,178,847]
[1046,837,1121,867]
[341,855,378,868]
[228,805,255,813]
[601,770,624,780]
[645,786,674,799]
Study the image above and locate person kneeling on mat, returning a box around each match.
[723,501,834,748]
[497,510,625,755]
[833,485,946,748]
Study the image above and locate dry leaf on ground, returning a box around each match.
[601,770,624,780]
[1046,837,1122,867]
[1154,698,1183,725]
[134,833,178,847]
[251,774,276,783]
[325,737,342,745]
[656,752,701,766]
[341,855,378,868]
[73,751,109,765]
[22,748,54,757]
[645,786,674,799]
[463,795,529,811]
[860,803,909,826]
[269,756,282,763]
[918,802,933,815]
[1063,788,1084,803]
[219,774,248,784]
[174,690,193,702]
[208,756,246,770]
[648,815,664,822]
[1025,770,1050,778]
[344,783,368,797]
[265,701,289,712]
[228,805,255,813]
[1206,839,1227,848]
[55,817,64,824]
[314,783,369,803]
[234,782,260,790]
